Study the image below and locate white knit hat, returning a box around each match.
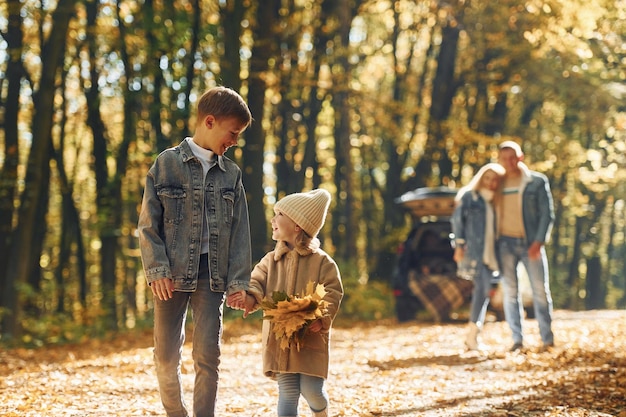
[274,189,331,238]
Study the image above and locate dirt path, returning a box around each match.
[1,310,624,416]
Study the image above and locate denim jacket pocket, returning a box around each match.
[157,186,187,224]
[221,188,235,225]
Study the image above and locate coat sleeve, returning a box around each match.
[225,174,252,294]
[532,174,555,244]
[137,163,172,284]
[317,255,343,333]
[247,252,272,311]
[450,193,468,247]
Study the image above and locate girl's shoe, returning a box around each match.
[465,322,481,350]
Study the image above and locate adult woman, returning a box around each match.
[451,163,506,350]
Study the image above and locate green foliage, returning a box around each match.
[334,261,395,323]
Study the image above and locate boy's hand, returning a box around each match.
[151,278,175,301]
[226,290,246,310]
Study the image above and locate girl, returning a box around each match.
[242,189,343,417]
[451,163,505,350]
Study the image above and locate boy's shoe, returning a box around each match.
[510,342,523,352]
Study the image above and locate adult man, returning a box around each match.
[497,141,555,352]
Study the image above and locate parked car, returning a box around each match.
[392,186,533,322]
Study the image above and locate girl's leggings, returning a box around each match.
[276,373,328,416]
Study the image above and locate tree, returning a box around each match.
[2,0,79,338]
[0,0,25,316]
[245,0,279,261]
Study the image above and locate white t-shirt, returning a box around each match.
[186,137,215,255]
[500,176,525,239]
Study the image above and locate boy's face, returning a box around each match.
[198,115,247,155]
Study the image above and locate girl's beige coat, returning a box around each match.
[248,240,344,379]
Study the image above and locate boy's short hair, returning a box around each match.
[197,86,252,128]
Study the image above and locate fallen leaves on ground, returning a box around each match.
[0,310,624,416]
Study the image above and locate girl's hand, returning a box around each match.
[243,294,256,318]
[308,319,323,333]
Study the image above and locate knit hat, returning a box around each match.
[274,189,331,238]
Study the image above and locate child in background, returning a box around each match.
[240,189,343,417]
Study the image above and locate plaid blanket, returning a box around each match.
[408,270,474,322]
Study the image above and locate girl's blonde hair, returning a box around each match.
[455,163,506,202]
[294,229,320,251]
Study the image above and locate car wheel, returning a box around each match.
[396,295,419,322]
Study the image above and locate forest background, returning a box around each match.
[0,0,624,346]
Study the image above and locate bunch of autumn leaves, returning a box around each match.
[261,282,330,351]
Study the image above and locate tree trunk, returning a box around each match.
[585,256,604,310]
[219,0,244,92]
[2,0,78,338]
[180,0,202,139]
[0,0,25,306]
[550,175,566,274]
[430,23,461,122]
[567,217,584,307]
[414,14,461,186]
[85,0,129,330]
[246,0,279,261]
[330,0,360,260]
[139,0,169,152]
[24,142,52,316]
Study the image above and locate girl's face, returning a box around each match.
[480,169,501,191]
[271,210,299,244]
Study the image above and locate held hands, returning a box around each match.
[226,290,247,310]
[226,291,256,318]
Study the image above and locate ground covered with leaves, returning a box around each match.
[1,309,624,416]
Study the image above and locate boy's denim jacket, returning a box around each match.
[497,162,555,245]
[451,190,493,280]
[138,139,251,294]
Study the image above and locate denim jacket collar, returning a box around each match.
[179,138,227,172]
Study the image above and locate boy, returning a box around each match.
[138,86,252,417]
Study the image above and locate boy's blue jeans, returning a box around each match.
[153,254,224,417]
[276,373,328,416]
[497,236,554,346]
